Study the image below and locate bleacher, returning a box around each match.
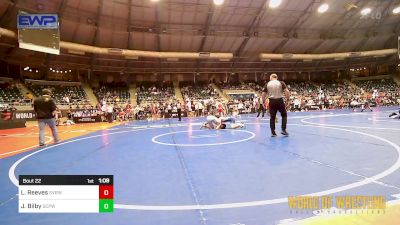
[25,80,88,105]
[316,81,358,97]
[0,81,23,104]
[354,79,400,105]
[248,82,265,92]
[180,82,220,101]
[219,82,252,90]
[287,82,319,98]
[1,77,397,113]
[354,79,400,93]
[94,82,130,104]
[137,82,175,105]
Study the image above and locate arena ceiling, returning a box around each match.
[0,0,399,73]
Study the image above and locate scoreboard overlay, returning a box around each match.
[18,175,113,213]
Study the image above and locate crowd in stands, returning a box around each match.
[90,82,132,123]
[95,101,133,122]
[134,82,179,119]
[218,81,252,90]
[137,82,175,104]
[225,99,256,115]
[180,82,219,101]
[281,79,399,111]
[133,82,229,120]
[287,82,319,98]
[1,77,399,122]
[94,82,130,104]
[355,79,400,106]
[227,79,400,113]
[356,79,398,92]
[133,82,222,120]
[285,81,355,111]
[25,81,88,105]
[0,82,24,105]
[55,101,134,125]
[132,101,182,120]
[248,82,264,92]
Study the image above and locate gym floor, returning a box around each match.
[1,107,400,225]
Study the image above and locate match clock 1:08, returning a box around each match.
[98,177,111,184]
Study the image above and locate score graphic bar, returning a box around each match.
[18,175,114,213]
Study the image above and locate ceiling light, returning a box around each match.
[361,8,372,16]
[151,0,160,2]
[24,66,29,71]
[69,70,72,72]
[344,3,358,11]
[36,70,39,73]
[318,3,329,13]
[213,0,224,6]
[393,6,400,14]
[29,69,32,72]
[269,0,282,8]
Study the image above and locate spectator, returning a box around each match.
[33,89,60,146]
[25,92,33,102]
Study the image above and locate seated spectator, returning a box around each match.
[25,92,33,101]
[25,81,88,105]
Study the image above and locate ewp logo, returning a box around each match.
[17,14,58,29]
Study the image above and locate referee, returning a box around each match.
[177,101,182,121]
[262,74,290,137]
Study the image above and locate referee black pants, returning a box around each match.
[269,98,287,132]
[177,109,182,121]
